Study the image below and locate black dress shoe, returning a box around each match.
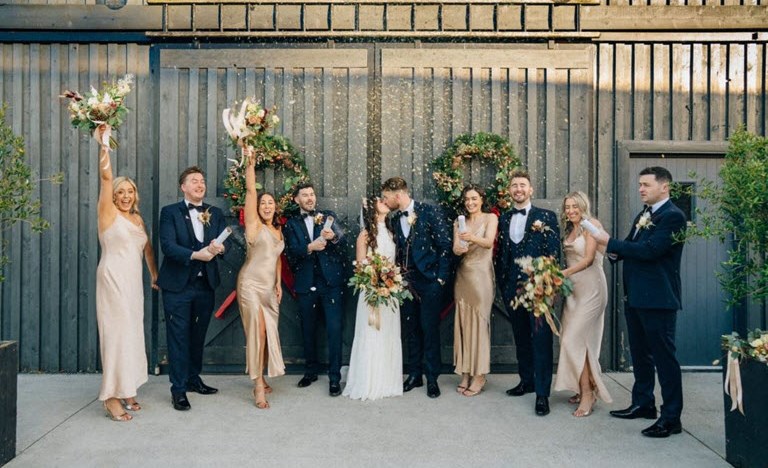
[535,396,550,416]
[641,419,683,438]
[297,374,318,388]
[172,393,191,411]
[610,405,657,420]
[329,382,342,397]
[403,375,424,392]
[427,382,441,399]
[187,380,218,395]
[506,382,535,397]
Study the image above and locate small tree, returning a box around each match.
[0,104,62,281]
[679,128,768,331]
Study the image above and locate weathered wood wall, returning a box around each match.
[0,43,153,371]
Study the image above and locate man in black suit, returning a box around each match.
[283,182,347,396]
[381,177,452,399]
[593,166,686,438]
[157,166,228,411]
[495,170,560,416]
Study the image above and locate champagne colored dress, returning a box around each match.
[453,217,494,376]
[96,215,149,401]
[554,233,613,402]
[343,222,403,401]
[237,226,286,379]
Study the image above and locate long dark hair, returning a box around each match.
[361,195,388,251]
[257,192,280,228]
[460,183,489,216]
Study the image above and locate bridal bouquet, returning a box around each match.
[348,252,413,330]
[222,97,280,164]
[511,255,573,336]
[60,74,133,149]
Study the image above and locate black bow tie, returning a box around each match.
[510,207,527,216]
[642,205,652,215]
[397,210,410,218]
[302,210,317,219]
[188,203,204,212]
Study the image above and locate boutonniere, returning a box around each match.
[531,220,552,233]
[636,212,654,231]
[407,212,417,226]
[198,207,212,227]
[314,212,325,225]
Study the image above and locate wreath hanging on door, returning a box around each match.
[431,132,521,213]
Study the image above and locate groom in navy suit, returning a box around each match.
[381,177,452,399]
[593,166,686,438]
[283,182,347,396]
[495,170,560,416]
[157,166,228,411]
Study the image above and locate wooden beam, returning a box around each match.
[581,6,768,31]
[0,5,163,30]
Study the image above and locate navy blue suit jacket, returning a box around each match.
[607,200,686,310]
[156,201,228,292]
[283,210,347,293]
[392,201,453,287]
[495,206,561,306]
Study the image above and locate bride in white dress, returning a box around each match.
[343,196,403,401]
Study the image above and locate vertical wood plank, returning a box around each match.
[431,67,446,190]
[545,68,558,197]
[507,68,521,158]
[691,44,709,140]
[745,43,760,133]
[727,44,746,136]
[347,66,367,217]
[123,44,138,179]
[652,43,671,140]
[633,44,652,140]
[554,68,569,194]
[412,66,425,198]
[451,67,466,140]
[710,44,727,140]
[322,67,333,199]
[399,69,414,186]
[672,44,692,141]
[264,67,277,195]
[490,67,502,135]
[303,68,319,184]
[187,68,200,174]
[569,68,591,190]
[526,67,539,187]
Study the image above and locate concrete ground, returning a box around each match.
[8,372,727,468]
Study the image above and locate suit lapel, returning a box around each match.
[202,202,211,243]
[312,211,323,240]
[294,216,312,243]
[179,202,197,243]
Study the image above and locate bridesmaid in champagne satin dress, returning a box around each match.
[452,185,498,397]
[237,147,286,409]
[95,130,159,422]
[554,191,613,417]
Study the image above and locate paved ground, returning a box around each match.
[7,372,727,468]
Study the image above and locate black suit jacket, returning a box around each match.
[392,201,453,288]
[495,206,561,306]
[156,201,228,292]
[607,200,686,310]
[283,210,347,293]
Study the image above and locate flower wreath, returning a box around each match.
[431,132,521,213]
[222,134,311,221]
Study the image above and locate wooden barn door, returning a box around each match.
[157,47,370,371]
[379,45,595,368]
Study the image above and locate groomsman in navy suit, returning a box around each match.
[381,177,452,399]
[283,182,347,396]
[593,166,686,438]
[495,170,560,416]
[157,166,228,411]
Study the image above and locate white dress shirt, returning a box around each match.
[185,198,204,242]
[509,202,531,244]
[400,200,415,238]
[651,197,669,214]
[302,211,315,239]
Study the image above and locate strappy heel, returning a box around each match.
[573,391,596,417]
[462,376,486,397]
[253,385,270,409]
[103,401,132,422]
[121,398,142,411]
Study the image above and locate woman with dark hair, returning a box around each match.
[95,127,158,421]
[236,147,286,409]
[452,184,498,397]
[343,196,403,401]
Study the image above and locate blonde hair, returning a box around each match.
[112,176,140,214]
[560,191,592,236]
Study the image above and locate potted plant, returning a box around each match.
[680,128,767,468]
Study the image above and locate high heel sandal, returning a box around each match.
[253,386,270,409]
[121,398,142,411]
[103,401,132,422]
[568,394,581,404]
[572,391,596,418]
[462,377,486,397]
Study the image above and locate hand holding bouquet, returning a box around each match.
[511,255,573,336]
[348,252,413,330]
[60,74,133,149]
[222,97,280,164]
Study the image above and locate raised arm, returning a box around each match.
[96,136,117,232]
[243,147,262,241]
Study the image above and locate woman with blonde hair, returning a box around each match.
[95,127,158,421]
[554,191,613,417]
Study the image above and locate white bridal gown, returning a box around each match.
[343,222,403,401]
